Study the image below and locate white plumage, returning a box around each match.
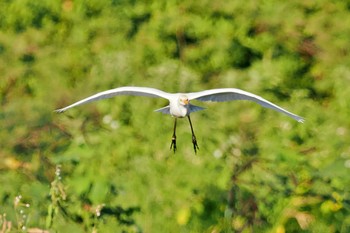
[55,86,304,153]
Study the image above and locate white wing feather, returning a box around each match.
[55,86,304,123]
[188,88,304,123]
[55,86,171,113]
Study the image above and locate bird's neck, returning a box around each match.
[170,102,189,118]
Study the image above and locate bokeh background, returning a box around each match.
[1,0,350,232]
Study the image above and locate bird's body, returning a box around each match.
[55,86,304,153]
[169,95,189,117]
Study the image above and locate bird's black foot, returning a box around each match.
[170,136,177,153]
[192,135,199,154]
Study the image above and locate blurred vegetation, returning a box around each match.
[1,0,350,232]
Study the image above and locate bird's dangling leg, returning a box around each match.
[170,118,177,153]
[187,115,199,154]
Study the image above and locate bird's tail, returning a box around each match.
[154,104,206,115]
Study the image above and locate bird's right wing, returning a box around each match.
[154,106,171,115]
[188,88,304,123]
[55,86,171,113]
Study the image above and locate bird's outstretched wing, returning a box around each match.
[55,86,171,113]
[187,88,304,123]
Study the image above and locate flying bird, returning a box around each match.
[55,86,304,153]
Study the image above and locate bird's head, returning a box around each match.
[179,95,189,105]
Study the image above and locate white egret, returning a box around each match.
[55,86,304,153]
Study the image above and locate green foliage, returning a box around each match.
[1,0,350,232]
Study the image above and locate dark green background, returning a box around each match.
[1,0,349,232]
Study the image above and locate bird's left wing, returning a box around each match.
[187,88,304,123]
[55,86,171,113]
